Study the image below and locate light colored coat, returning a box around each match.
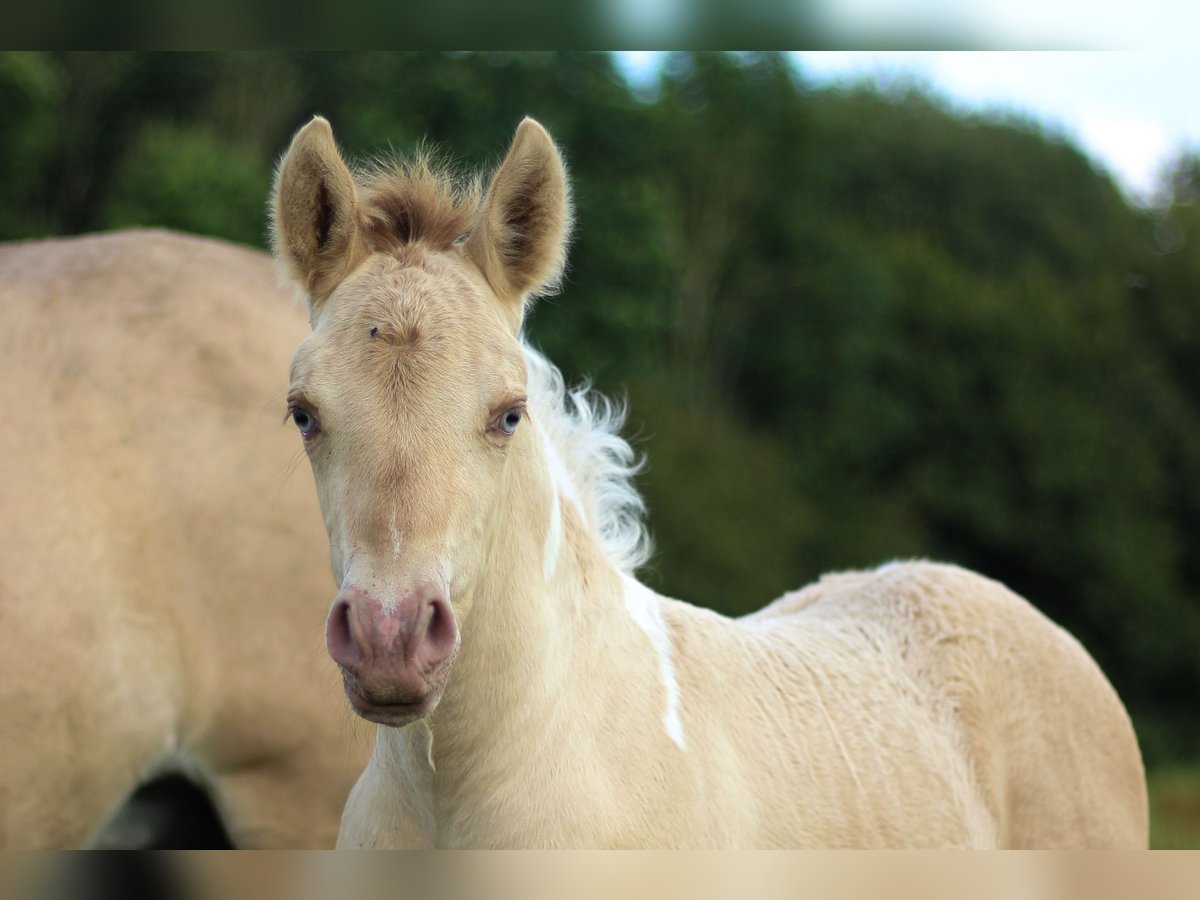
[0,231,370,847]
[270,116,1148,848]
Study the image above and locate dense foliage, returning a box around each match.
[3,51,1196,764]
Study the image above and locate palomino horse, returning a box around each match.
[272,116,1148,848]
[0,230,370,847]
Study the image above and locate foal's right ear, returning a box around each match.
[272,116,366,322]
[465,118,572,332]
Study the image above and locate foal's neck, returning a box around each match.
[420,417,675,786]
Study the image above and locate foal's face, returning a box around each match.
[287,251,525,725]
[273,115,569,725]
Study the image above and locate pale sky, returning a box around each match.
[615,52,1200,204]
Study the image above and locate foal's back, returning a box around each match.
[0,231,367,847]
[726,561,1148,847]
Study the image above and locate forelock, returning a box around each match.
[357,149,482,254]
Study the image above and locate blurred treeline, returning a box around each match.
[2,51,1197,766]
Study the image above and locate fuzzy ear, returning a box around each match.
[271,116,366,321]
[465,118,572,328]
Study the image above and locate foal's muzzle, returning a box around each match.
[325,581,458,726]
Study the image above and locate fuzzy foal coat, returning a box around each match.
[269,116,1148,849]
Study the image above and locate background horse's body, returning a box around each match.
[0,230,369,847]
[270,117,1148,849]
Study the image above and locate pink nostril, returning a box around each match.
[326,583,458,686]
[325,598,362,672]
[424,596,458,660]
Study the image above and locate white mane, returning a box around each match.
[523,343,652,574]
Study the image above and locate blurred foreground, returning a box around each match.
[5,852,1200,900]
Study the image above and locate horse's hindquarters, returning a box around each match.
[0,231,370,848]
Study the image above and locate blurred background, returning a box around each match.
[1,50,1196,848]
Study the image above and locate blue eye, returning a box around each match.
[292,407,319,437]
[499,407,522,435]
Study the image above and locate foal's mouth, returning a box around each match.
[340,672,445,727]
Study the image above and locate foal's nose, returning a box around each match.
[325,582,458,696]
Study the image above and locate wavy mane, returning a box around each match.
[524,343,651,574]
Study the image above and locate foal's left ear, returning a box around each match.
[272,116,366,323]
[465,118,572,330]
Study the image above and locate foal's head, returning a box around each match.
[272,117,571,726]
